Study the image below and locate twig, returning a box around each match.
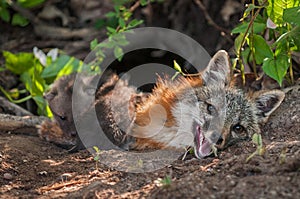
[237,0,267,63]
[39,179,89,193]
[0,113,48,135]
[115,0,141,32]
[194,0,232,43]
[0,96,33,116]
[129,0,141,12]
[6,0,42,25]
[200,159,219,171]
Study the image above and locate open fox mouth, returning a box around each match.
[194,124,212,159]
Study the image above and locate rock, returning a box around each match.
[3,173,13,180]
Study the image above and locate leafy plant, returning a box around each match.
[154,175,172,187]
[1,48,86,117]
[0,0,45,26]
[246,133,266,162]
[93,146,102,170]
[91,0,163,68]
[232,0,300,86]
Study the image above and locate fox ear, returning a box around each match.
[44,91,56,101]
[253,90,285,123]
[202,50,231,86]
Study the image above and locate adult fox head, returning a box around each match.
[185,50,285,158]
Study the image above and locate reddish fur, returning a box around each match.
[133,75,203,149]
[135,76,203,126]
[38,120,75,145]
[131,138,167,150]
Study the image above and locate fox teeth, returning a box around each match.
[194,124,212,158]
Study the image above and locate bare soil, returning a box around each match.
[1,86,299,198]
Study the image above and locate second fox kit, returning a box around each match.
[43,50,285,158]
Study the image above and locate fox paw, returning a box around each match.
[38,120,77,149]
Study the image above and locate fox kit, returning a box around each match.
[40,50,284,158]
[39,72,139,151]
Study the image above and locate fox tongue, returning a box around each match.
[195,125,211,158]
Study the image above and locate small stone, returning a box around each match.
[270,190,277,195]
[41,147,48,151]
[60,173,73,181]
[3,173,13,180]
[38,171,48,176]
[229,180,236,186]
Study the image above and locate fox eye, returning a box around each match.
[232,124,244,134]
[59,116,66,121]
[207,104,216,115]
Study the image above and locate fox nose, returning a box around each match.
[212,132,223,145]
[70,131,77,137]
[216,136,223,145]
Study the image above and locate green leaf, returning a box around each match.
[274,26,300,52]
[241,47,251,62]
[283,6,300,25]
[123,10,132,21]
[11,13,29,26]
[94,19,106,29]
[245,4,257,13]
[251,34,273,64]
[231,22,266,34]
[23,63,45,96]
[173,60,183,73]
[128,19,143,28]
[41,55,71,78]
[118,18,126,28]
[114,46,123,61]
[105,11,116,18]
[140,0,148,6]
[107,26,117,34]
[3,51,34,74]
[252,133,262,146]
[113,34,129,46]
[90,38,98,50]
[20,71,33,93]
[234,33,245,53]
[290,26,300,51]
[56,57,83,78]
[17,0,45,8]
[267,0,300,25]
[33,95,52,117]
[0,7,10,22]
[262,54,290,86]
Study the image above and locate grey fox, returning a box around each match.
[40,50,285,158]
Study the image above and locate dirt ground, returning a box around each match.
[0,85,299,198]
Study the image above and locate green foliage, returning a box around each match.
[92,0,162,66]
[154,175,172,187]
[246,133,265,162]
[232,0,300,86]
[17,0,45,8]
[0,0,45,26]
[93,146,102,170]
[267,0,300,25]
[93,146,101,161]
[1,48,86,117]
